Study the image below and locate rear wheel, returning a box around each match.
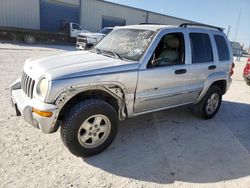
[24,35,36,44]
[193,86,222,119]
[60,99,118,157]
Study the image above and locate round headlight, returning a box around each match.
[37,78,49,97]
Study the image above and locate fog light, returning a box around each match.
[32,108,53,117]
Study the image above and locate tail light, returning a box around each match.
[247,58,250,62]
[230,62,235,77]
[243,63,250,76]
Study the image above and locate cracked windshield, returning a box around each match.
[94,29,155,61]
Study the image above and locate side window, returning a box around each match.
[148,32,185,67]
[72,24,81,30]
[214,35,230,61]
[189,33,213,63]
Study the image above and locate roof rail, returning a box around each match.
[179,23,224,32]
[139,23,164,25]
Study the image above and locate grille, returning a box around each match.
[77,36,87,43]
[21,72,35,98]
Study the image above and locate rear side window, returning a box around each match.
[214,35,230,61]
[190,33,213,63]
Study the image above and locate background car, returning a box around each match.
[231,41,243,56]
[243,58,250,86]
[242,49,249,55]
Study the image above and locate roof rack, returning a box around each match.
[179,23,224,32]
[139,23,165,25]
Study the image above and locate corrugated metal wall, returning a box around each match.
[40,0,80,32]
[0,0,40,29]
[148,12,192,25]
[0,0,194,32]
[80,0,193,32]
[80,0,147,31]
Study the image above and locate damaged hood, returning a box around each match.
[23,51,139,81]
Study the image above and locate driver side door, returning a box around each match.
[70,23,82,38]
[134,30,191,114]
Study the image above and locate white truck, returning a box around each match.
[0,22,89,44]
[76,27,113,50]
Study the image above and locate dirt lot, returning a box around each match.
[0,42,250,188]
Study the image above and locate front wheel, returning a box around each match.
[193,86,222,119]
[60,99,118,157]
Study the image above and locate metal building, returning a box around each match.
[40,0,80,32]
[80,0,194,32]
[0,0,195,32]
[0,0,40,29]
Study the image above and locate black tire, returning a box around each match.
[60,99,118,157]
[246,81,250,86]
[193,86,222,119]
[24,35,36,44]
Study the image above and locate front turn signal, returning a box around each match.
[32,108,53,117]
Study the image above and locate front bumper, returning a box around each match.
[11,79,59,133]
[76,42,93,50]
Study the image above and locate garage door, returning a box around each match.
[40,0,80,32]
[102,16,126,28]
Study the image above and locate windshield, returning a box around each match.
[98,28,113,34]
[94,29,155,61]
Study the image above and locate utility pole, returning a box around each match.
[227,25,231,37]
[234,8,242,41]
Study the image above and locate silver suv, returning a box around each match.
[11,23,234,157]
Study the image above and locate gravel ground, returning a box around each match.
[0,42,250,188]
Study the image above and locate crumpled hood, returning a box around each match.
[23,51,139,80]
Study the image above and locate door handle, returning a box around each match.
[175,69,187,74]
[208,65,217,70]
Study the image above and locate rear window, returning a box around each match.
[214,35,230,61]
[190,33,213,63]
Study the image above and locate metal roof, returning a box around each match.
[98,0,198,24]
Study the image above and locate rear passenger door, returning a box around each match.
[185,31,216,102]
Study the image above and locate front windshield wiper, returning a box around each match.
[93,48,102,54]
[107,50,123,60]
[94,48,123,60]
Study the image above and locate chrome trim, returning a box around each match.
[134,102,192,116]
[21,72,35,98]
[139,88,202,102]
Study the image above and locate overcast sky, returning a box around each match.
[107,0,250,47]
